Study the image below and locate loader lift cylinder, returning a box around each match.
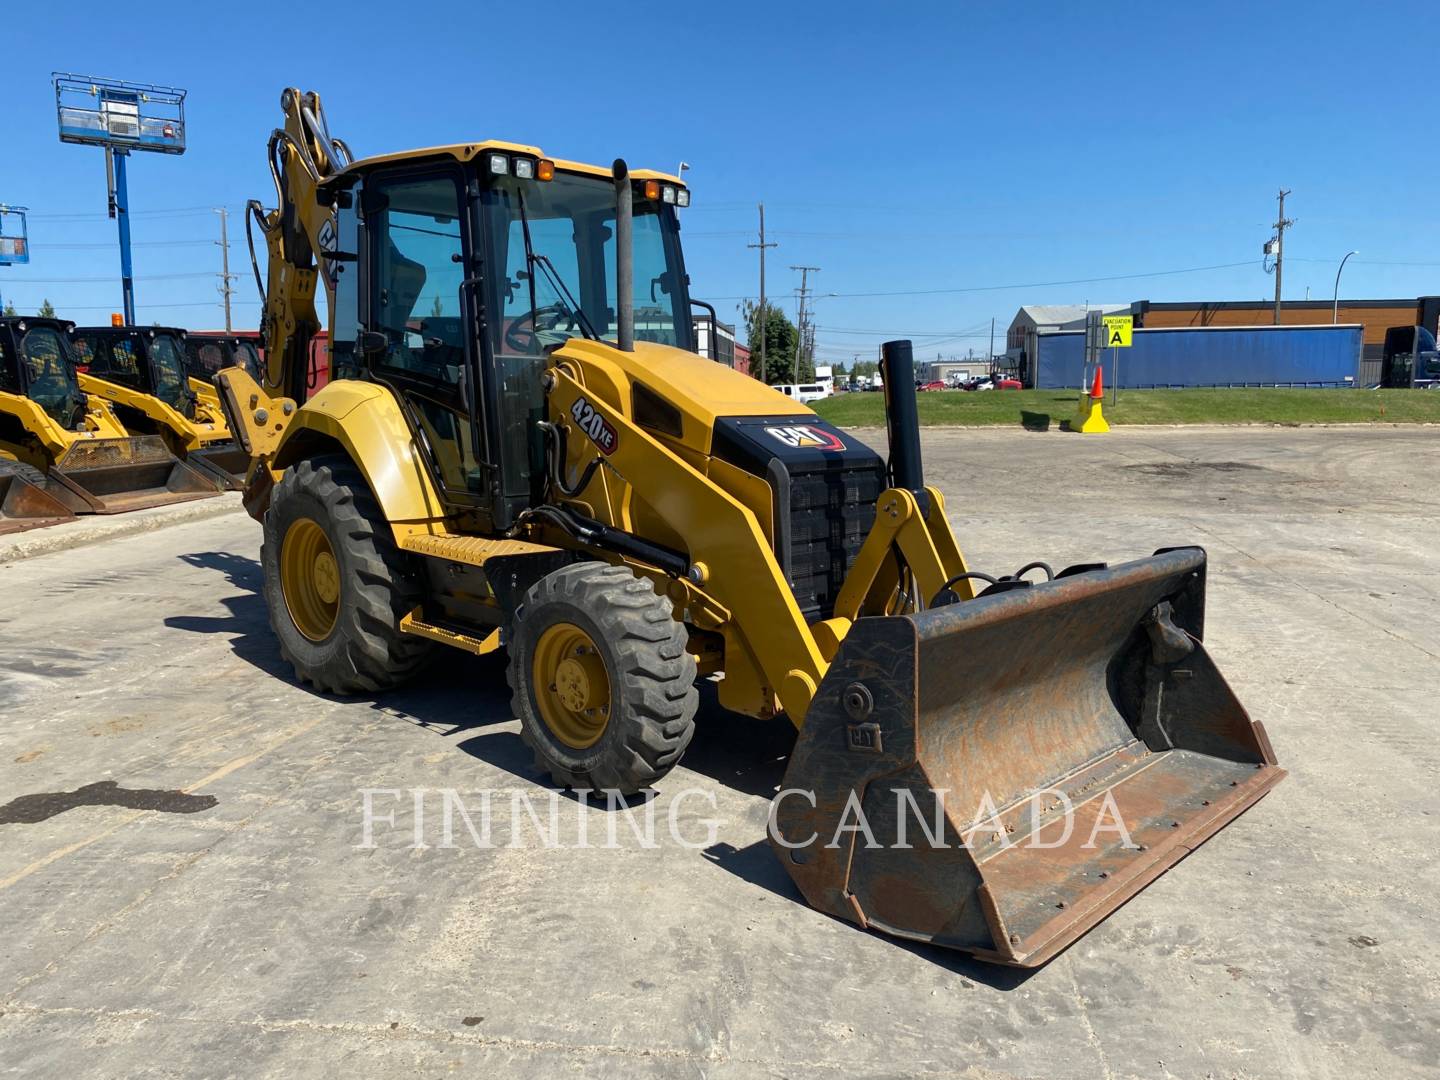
[880,339,924,498]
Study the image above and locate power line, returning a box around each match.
[25,204,246,221]
[1,272,217,285]
[702,259,1257,302]
[37,299,262,312]
[29,239,218,250]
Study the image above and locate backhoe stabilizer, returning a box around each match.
[772,547,1284,967]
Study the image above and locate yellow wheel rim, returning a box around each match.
[533,622,611,749]
[280,518,340,642]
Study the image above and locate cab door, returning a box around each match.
[359,168,494,521]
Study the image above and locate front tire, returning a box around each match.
[509,562,698,794]
[262,455,432,694]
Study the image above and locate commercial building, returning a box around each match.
[1133,297,1440,366]
[1007,297,1440,387]
[1005,304,1128,385]
[693,314,737,369]
[1029,324,1362,389]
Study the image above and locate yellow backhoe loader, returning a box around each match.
[0,315,216,532]
[217,89,1283,967]
[71,325,251,490]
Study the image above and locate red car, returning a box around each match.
[918,380,946,392]
[995,377,1022,390]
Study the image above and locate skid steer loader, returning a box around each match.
[71,325,251,490]
[0,315,216,529]
[217,89,1283,967]
[184,332,263,408]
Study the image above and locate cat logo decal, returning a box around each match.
[764,424,846,452]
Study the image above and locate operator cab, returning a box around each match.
[185,332,262,385]
[320,145,692,530]
[72,325,198,418]
[0,316,89,430]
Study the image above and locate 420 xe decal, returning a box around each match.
[570,397,618,454]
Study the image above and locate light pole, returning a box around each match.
[1332,251,1359,323]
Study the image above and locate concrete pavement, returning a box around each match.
[1,426,1436,1078]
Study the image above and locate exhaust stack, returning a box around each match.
[880,339,924,498]
[613,159,634,352]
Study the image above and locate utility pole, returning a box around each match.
[790,265,819,385]
[1270,188,1294,325]
[747,203,777,381]
[215,207,237,332]
[988,317,995,370]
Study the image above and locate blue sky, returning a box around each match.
[2,0,1436,365]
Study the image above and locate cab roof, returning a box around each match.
[74,324,187,337]
[341,141,686,187]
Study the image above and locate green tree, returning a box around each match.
[37,298,56,318]
[1,301,15,317]
[742,300,801,385]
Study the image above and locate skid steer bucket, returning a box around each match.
[183,441,251,491]
[48,437,218,514]
[773,547,1283,968]
[0,463,79,535]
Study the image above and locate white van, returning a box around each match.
[775,383,828,404]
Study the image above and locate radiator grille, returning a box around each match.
[784,462,884,621]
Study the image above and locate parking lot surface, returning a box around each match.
[2,425,1437,1079]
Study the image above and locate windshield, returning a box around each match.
[481,171,690,357]
[20,326,86,428]
[149,334,193,414]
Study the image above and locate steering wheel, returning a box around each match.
[504,303,576,353]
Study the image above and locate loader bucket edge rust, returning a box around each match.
[772,547,1284,968]
[0,463,79,534]
[49,436,217,514]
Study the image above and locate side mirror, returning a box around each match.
[357,331,387,357]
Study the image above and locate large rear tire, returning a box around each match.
[508,562,698,794]
[262,455,432,694]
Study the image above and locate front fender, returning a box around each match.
[271,381,447,526]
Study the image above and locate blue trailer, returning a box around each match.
[1032,324,1363,389]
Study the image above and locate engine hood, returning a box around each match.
[554,339,815,425]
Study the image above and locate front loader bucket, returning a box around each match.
[773,547,1283,968]
[184,440,251,491]
[0,463,79,535]
[49,437,217,514]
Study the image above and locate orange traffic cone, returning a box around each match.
[1078,366,1109,433]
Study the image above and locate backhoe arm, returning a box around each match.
[245,88,353,403]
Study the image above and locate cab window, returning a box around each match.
[372,174,466,381]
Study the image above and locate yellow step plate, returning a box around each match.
[398,612,502,656]
[400,532,558,567]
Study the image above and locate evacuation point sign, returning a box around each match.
[1103,315,1133,348]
